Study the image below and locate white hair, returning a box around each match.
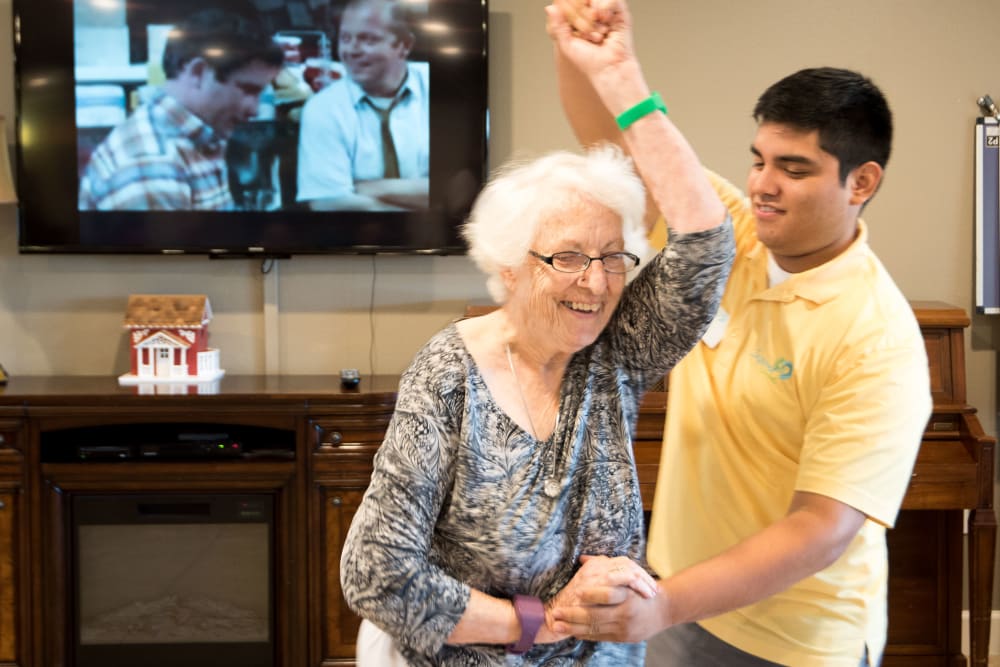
[462,144,653,303]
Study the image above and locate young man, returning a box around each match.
[79,8,284,211]
[296,0,430,211]
[544,2,932,665]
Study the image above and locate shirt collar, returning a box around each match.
[151,89,225,153]
[752,219,872,305]
[347,64,415,108]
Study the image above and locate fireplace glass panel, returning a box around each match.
[72,494,274,667]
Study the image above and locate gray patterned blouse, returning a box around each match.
[341,220,733,666]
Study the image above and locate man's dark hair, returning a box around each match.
[162,8,284,81]
[753,67,893,183]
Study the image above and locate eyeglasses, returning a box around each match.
[529,250,641,274]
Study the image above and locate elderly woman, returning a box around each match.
[341,144,733,665]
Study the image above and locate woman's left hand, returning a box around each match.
[541,555,657,640]
[546,555,665,642]
[545,0,636,83]
[563,554,659,604]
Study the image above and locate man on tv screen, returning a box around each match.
[78,7,284,211]
[295,0,430,211]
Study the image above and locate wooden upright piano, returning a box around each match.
[634,300,997,666]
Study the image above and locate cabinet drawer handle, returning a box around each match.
[324,431,343,446]
[0,500,5,509]
[330,496,342,506]
[0,434,5,444]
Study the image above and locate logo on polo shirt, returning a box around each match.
[751,351,794,382]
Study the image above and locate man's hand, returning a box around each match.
[545,554,667,643]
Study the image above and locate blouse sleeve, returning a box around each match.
[604,215,734,386]
[339,335,470,656]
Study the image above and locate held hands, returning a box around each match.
[546,0,636,84]
[545,555,667,643]
[550,0,617,43]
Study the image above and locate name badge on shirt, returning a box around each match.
[701,307,729,349]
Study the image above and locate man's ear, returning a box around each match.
[848,161,883,206]
[396,33,415,58]
[179,57,211,87]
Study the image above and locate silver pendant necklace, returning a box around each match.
[505,342,562,499]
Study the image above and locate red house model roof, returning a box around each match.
[123,294,212,330]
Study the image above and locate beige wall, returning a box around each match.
[1,0,998,592]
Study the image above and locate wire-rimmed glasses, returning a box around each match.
[528,250,640,274]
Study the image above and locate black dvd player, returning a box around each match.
[139,436,245,459]
[40,423,297,463]
[77,436,244,461]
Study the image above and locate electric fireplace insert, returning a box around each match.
[71,493,274,667]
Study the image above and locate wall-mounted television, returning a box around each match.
[13,0,488,256]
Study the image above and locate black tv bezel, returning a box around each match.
[13,0,488,257]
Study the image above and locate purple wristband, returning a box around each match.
[506,594,545,654]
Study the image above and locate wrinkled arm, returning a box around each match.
[554,47,660,232]
[553,42,620,151]
[447,591,518,644]
[547,0,724,235]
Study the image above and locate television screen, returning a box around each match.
[13,0,488,256]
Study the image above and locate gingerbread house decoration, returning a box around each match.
[117,294,225,385]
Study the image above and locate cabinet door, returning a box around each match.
[309,412,391,665]
[883,509,963,667]
[318,487,366,663]
[0,490,19,665]
[0,422,24,667]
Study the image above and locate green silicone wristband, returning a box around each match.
[615,92,668,131]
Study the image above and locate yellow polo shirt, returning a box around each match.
[646,172,932,667]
